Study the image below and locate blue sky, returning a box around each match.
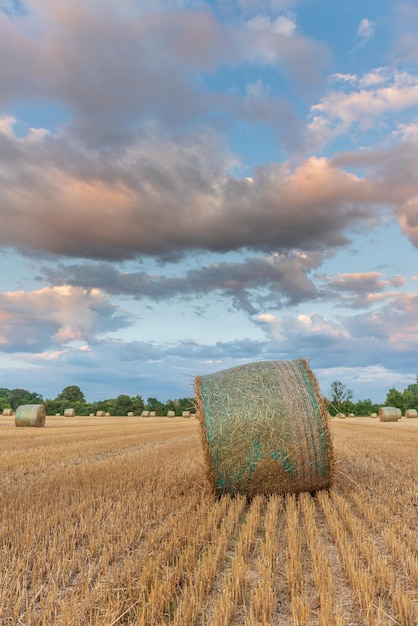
[1,0,418,403]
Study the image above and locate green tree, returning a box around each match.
[385,387,406,412]
[329,381,353,413]
[56,385,86,403]
[113,394,134,416]
[8,388,43,410]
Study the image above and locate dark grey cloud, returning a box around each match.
[40,252,324,314]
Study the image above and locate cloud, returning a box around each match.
[356,18,375,45]
[308,69,418,148]
[246,14,296,37]
[318,271,406,307]
[0,286,131,352]
[40,251,324,314]
[0,118,383,260]
[254,292,418,371]
[0,0,328,145]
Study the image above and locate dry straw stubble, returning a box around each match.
[195,359,334,497]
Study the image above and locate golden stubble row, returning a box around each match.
[1,416,417,625]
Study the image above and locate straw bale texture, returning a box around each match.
[167,410,175,417]
[195,359,333,497]
[127,412,134,417]
[2,408,13,416]
[15,404,46,427]
[405,408,418,418]
[371,413,377,418]
[64,408,75,417]
[182,411,190,418]
[378,407,401,422]
[149,411,156,417]
[141,411,150,417]
[96,411,106,417]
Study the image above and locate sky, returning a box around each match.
[1,0,418,404]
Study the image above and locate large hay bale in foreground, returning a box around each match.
[64,408,75,417]
[378,407,401,422]
[2,408,13,416]
[195,359,333,497]
[405,408,418,419]
[15,404,45,427]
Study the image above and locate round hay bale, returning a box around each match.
[370,413,377,418]
[378,407,401,422]
[405,408,418,419]
[90,413,95,416]
[64,408,75,417]
[15,404,46,428]
[167,410,175,417]
[337,413,346,419]
[348,413,354,417]
[141,410,150,417]
[182,411,190,418]
[149,411,156,417]
[96,410,106,417]
[2,408,13,416]
[195,359,333,497]
[127,411,134,417]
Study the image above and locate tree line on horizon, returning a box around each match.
[0,385,194,417]
[1,377,418,417]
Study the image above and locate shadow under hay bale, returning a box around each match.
[15,404,46,427]
[195,359,334,497]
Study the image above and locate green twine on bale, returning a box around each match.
[195,359,334,497]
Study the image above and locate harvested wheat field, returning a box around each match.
[0,414,417,625]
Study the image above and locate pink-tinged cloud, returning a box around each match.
[308,69,418,148]
[0,122,381,259]
[325,272,405,293]
[0,286,131,352]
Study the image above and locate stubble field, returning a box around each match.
[0,413,417,625]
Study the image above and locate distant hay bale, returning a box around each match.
[337,413,346,419]
[405,408,418,419]
[55,413,60,416]
[378,407,401,422]
[370,413,377,418]
[90,413,94,416]
[105,412,110,416]
[2,408,13,416]
[141,411,150,417]
[182,411,190,418]
[15,404,46,428]
[195,359,333,497]
[127,412,134,417]
[96,411,106,417]
[149,411,156,417]
[167,410,175,417]
[64,408,75,417]
[348,413,354,417]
